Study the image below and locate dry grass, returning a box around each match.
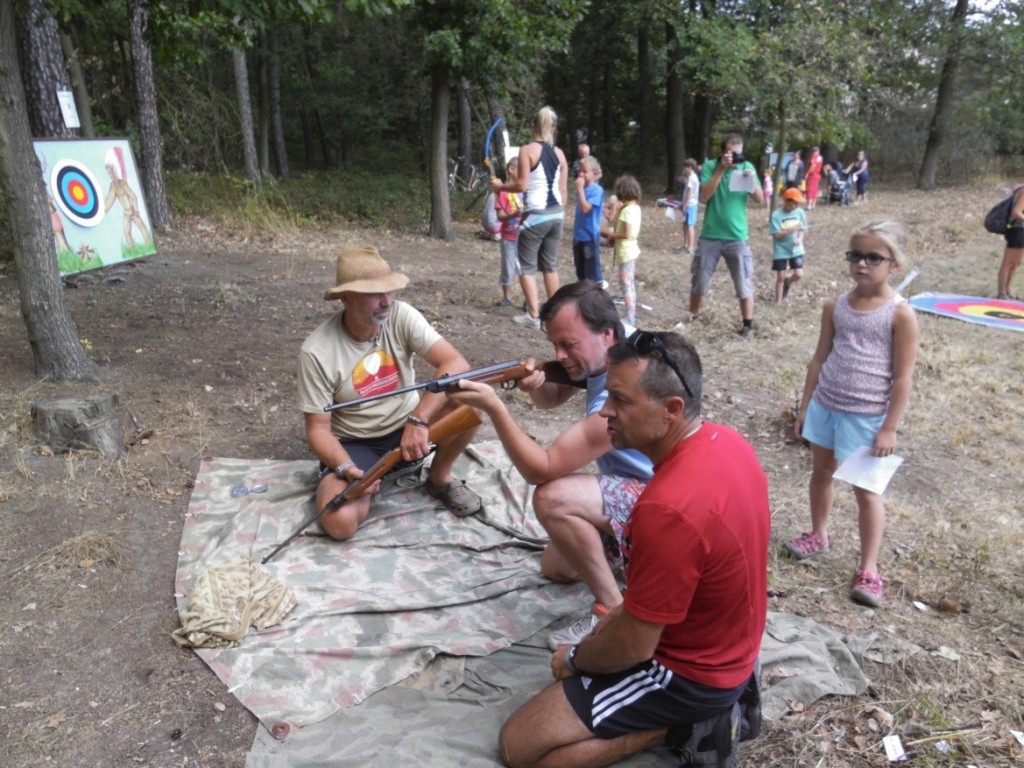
[51,532,129,570]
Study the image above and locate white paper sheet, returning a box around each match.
[728,170,758,194]
[832,445,903,495]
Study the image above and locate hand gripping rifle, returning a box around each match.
[325,359,580,412]
[261,404,483,564]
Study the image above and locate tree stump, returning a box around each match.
[31,394,126,458]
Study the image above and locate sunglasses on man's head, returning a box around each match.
[625,330,694,398]
[845,250,894,266]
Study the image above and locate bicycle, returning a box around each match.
[448,157,490,193]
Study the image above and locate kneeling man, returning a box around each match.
[499,331,769,768]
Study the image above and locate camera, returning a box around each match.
[729,151,746,165]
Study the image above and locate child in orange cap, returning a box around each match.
[769,187,808,302]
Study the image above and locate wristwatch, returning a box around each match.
[565,644,580,676]
[334,461,355,479]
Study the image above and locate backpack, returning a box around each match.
[481,191,500,234]
[984,191,1016,234]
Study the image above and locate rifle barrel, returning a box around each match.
[325,359,521,411]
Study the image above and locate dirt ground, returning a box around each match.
[1,184,1022,767]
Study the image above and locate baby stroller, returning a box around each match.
[827,173,852,206]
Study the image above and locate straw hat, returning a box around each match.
[323,247,409,300]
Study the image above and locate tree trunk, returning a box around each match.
[300,108,313,169]
[602,59,613,162]
[258,45,270,177]
[428,71,452,240]
[486,95,507,178]
[664,21,686,193]
[772,98,787,214]
[0,0,98,382]
[14,0,77,138]
[457,78,472,174]
[129,0,172,231]
[691,93,713,164]
[268,32,289,178]
[637,25,651,176]
[917,0,969,191]
[60,33,94,138]
[232,46,262,191]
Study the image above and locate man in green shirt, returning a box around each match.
[687,134,764,339]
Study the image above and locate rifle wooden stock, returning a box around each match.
[260,405,482,564]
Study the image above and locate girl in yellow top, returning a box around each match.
[602,175,642,324]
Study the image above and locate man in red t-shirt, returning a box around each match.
[498,331,769,767]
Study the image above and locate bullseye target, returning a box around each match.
[50,160,104,227]
[908,293,1024,333]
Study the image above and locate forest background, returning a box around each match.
[2,0,1023,269]
[2,1,1024,766]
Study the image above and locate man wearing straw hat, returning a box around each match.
[298,246,482,540]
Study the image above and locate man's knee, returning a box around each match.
[532,475,598,525]
[319,510,359,541]
[531,479,567,524]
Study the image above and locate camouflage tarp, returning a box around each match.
[244,611,874,767]
[176,441,589,733]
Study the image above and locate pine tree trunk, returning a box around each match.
[428,71,452,241]
[0,0,98,382]
[664,21,686,193]
[60,33,94,138]
[129,0,172,231]
[486,95,506,178]
[14,0,77,138]
[457,78,472,175]
[258,44,270,176]
[637,25,651,176]
[773,98,787,214]
[917,0,969,191]
[232,46,262,191]
[268,32,289,178]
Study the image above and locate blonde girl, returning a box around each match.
[602,175,642,325]
[787,220,919,607]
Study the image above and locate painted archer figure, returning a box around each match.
[103,146,152,249]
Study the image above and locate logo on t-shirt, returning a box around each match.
[352,350,400,398]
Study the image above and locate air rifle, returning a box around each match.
[261,404,483,564]
[325,359,581,412]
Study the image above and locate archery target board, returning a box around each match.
[33,138,157,276]
[50,159,104,226]
[907,293,1024,333]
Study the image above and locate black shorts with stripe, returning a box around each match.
[562,659,747,739]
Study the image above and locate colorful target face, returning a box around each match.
[908,293,1024,333]
[50,160,104,227]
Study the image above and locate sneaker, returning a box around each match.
[495,298,512,307]
[739,324,754,339]
[784,531,829,560]
[782,277,791,299]
[850,570,884,607]
[513,312,541,330]
[547,603,609,650]
[426,478,482,518]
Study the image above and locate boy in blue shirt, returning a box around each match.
[769,187,808,302]
[572,156,605,285]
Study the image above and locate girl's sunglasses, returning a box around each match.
[845,250,894,266]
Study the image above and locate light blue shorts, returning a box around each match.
[684,203,698,227]
[802,397,885,462]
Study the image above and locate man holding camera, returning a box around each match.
[686,133,764,339]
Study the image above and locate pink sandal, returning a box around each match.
[850,570,884,607]
[784,532,829,560]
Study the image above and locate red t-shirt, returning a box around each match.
[622,422,769,689]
